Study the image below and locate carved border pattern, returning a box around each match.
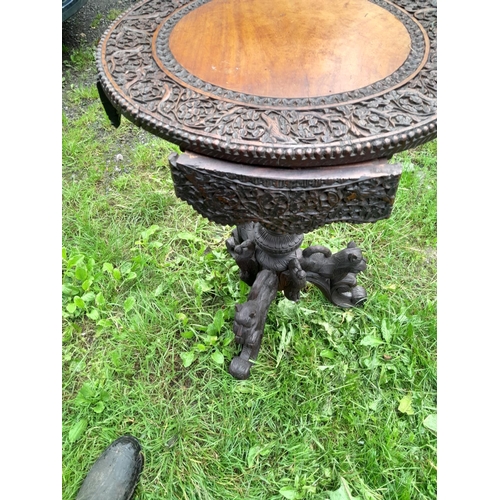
[97,0,437,167]
[169,154,402,234]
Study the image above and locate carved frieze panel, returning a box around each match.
[169,153,402,234]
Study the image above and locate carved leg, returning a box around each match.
[226,223,259,286]
[229,270,279,380]
[279,258,307,302]
[226,226,368,378]
[299,241,368,308]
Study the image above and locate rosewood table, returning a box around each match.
[96,0,437,379]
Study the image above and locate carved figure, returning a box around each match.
[280,258,307,302]
[226,224,260,286]
[229,270,278,379]
[300,242,366,280]
[299,242,367,307]
[227,226,368,377]
[233,240,259,286]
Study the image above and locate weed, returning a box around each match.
[90,13,103,29]
[107,9,122,21]
[64,46,95,72]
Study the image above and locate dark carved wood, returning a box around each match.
[96,0,437,167]
[169,152,399,378]
[229,269,279,380]
[227,223,368,378]
[227,222,367,308]
[298,243,368,308]
[169,152,402,234]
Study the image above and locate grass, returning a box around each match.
[107,8,123,21]
[91,14,103,29]
[63,45,96,73]
[62,46,437,500]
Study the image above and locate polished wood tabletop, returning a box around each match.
[97,0,437,167]
[169,0,411,98]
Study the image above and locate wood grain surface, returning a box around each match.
[169,0,411,98]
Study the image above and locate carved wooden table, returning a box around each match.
[97,0,437,379]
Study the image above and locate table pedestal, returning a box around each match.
[169,152,402,379]
[226,222,367,379]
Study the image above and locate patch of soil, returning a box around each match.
[62,0,141,105]
[62,0,140,51]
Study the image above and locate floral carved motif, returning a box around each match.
[97,0,437,167]
[169,153,402,234]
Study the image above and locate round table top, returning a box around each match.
[97,0,437,168]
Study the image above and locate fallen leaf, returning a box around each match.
[398,394,415,415]
[279,486,299,499]
[423,413,437,432]
[327,477,361,500]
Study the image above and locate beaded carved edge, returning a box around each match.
[97,0,437,167]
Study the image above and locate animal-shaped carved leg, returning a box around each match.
[279,258,307,302]
[226,224,260,286]
[300,242,367,308]
[229,270,279,379]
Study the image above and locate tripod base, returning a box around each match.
[226,223,367,379]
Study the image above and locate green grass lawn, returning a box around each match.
[62,47,437,500]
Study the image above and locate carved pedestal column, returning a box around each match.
[226,222,367,378]
[169,151,401,378]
